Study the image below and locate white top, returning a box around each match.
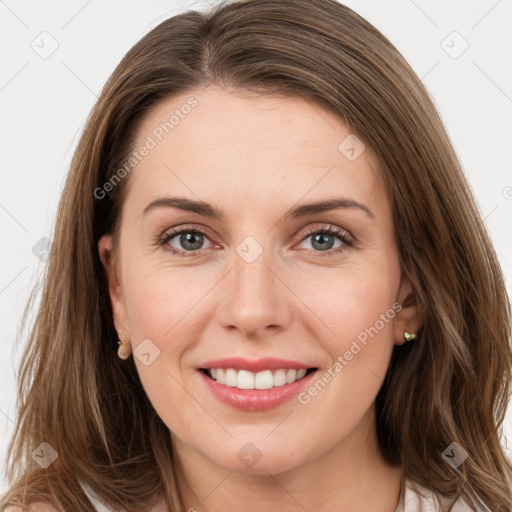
[79,477,481,511]
[398,478,480,511]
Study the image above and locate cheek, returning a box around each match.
[290,260,399,429]
[294,261,398,356]
[121,256,214,342]
[120,263,206,433]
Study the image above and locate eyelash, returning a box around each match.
[156,224,355,258]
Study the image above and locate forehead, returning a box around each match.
[134,85,364,158]
[125,85,386,218]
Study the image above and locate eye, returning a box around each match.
[158,226,216,257]
[157,223,354,258]
[296,224,354,257]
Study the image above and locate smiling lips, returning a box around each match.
[198,357,318,411]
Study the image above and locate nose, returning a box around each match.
[216,245,293,339]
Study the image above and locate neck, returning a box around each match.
[172,406,403,512]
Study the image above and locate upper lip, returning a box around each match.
[199,357,316,373]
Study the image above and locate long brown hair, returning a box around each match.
[2,0,511,510]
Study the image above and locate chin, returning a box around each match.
[206,440,308,476]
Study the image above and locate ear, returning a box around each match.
[98,234,129,340]
[394,272,424,346]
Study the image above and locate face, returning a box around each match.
[99,84,421,476]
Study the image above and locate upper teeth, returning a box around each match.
[208,368,308,390]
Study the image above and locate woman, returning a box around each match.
[2,0,511,510]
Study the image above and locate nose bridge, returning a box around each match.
[232,238,277,308]
[217,234,291,336]
[234,240,272,296]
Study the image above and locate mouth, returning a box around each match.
[199,367,318,390]
[196,356,320,411]
[198,366,319,411]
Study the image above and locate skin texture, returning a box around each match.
[99,84,423,512]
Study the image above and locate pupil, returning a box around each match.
[312,233,333,251]
[181,232,203,250]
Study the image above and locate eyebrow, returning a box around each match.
[142,196,375,220]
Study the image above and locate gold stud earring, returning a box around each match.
[117,330,132,359]
[404,331,417,342]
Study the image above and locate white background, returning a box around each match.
[1,0,511,495]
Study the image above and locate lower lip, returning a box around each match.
[198,369,317,412]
